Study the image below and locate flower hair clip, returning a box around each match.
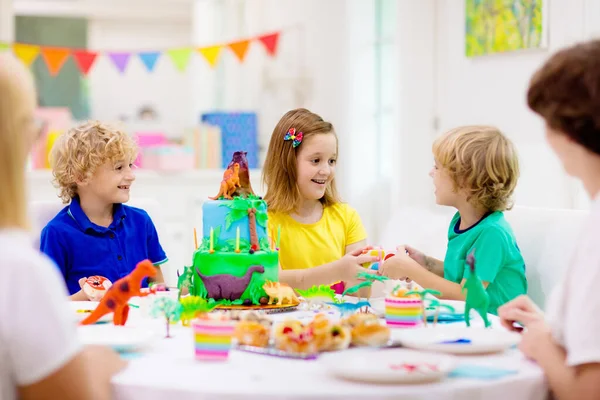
[284,128,303,148]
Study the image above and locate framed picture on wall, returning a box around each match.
[465,0,548,57]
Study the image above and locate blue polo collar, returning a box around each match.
[68,196,127,233]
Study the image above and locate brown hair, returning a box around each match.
[433,125,519,212]
[262,108,341,213]
[50,121,138,203]
[528,39,600,155]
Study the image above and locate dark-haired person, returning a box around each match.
[499,40,600,400]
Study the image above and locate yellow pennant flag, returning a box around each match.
[228,40,250,62]
[13,43,40,66]
[198,45,222,68]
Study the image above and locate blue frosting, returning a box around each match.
[202,199,268,244]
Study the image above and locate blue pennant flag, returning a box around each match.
[138,52,161,72]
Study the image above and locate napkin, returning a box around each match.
[449,365,518,379]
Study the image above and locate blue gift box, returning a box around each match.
[201,112,258,168]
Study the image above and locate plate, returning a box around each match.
[320,348,457,384]
[77,325,156,352]
[391,326,521,355]
[370,298,466,318]
[70,301,113,324]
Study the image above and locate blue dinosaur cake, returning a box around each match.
[179,151,280,306]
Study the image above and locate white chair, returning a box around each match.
[505,205,588,309]
[378,205,589,310]
[29,197,174,285]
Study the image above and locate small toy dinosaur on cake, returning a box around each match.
[228,151,255,197]
[263,281,299,306]
[80,259,157,326]
[210,162,241,200]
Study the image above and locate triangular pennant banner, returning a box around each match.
[108,52,131,74]
[41,47,71,76]
[258,32,280,56]
[166,48,192,72]
[228,40,250,62]
[198,45,222,68]
[13,43,40,67]
[139,52,161,72]
[0,42,9,52]
[72,50,98,76]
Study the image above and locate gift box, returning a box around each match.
[143,145,195,171]
[200,112,258,169]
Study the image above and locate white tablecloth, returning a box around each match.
[107,308,548,400]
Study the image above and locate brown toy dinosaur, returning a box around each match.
[80,259,157,326]
[228,151,255,197]
[209,162,241,200]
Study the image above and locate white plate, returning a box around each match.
[70,301,113,324]
[392,326,521,355]
[320,348,457,384]
[77,325,156,352]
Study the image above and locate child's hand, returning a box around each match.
[517,319,556,363]
[498,295,544,332]
[76,277,98,301]
[337,247,378,282]
[402,245,427,267]
[379,247,419,279]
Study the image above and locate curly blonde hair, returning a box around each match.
[50,121,138,203]
[433,126,519,212]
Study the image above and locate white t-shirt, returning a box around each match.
[546,194,600,366]
[0,229,82,400]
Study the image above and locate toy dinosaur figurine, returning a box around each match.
[209,162,241,200]
[177,265,194,298]
[196,265,264,301]
[80,259,157,326]
[263,281,300,306]
[463,251,491,328]
[295,285,339,307]
[228,151,255,197]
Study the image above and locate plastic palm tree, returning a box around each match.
[223,195,268,251]
[151,297,182,338]
[427,299,456,326]
[406,289,441,327]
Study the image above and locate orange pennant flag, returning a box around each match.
[228,40,250,62]
[13,43,40,67]
[41,47,71,76]
[198,45,222,68]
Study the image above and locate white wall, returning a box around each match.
[0,0,14,42]
[87,18,193,136]
[432,0,599,211]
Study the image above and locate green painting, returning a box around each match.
[466,0,545,57]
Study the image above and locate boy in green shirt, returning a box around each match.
[381,126,527,314]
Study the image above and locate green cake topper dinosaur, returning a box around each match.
[463,250,491,328]
[295,285,340,306]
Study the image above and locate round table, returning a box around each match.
[106,307,548,400]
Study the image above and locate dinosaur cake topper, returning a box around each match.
[210,151,256,200]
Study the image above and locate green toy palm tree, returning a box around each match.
[406,289,441,327]
[151,297,182,338]
[223,195,268,251]
[427,299,456,326]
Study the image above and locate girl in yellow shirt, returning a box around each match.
[262,108,377,291]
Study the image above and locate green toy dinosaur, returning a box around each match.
[463,250,491,328]
[295,285,340,306]
[176,265,194,298]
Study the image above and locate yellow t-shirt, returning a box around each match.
[268,203,367,270]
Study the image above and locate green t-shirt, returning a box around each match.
[444,211,527,315]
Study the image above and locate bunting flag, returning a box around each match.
[108,52,131,74]
[258,32,279,56]
[5,30,280,76]
[139,52,161,72]
[41,47,71,76]
[198,45,222,68]
[228,40,251,62]
[72,50,98,76]
[13,43,40,67]
[167,48,193,72]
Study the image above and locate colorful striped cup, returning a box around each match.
[193,319,236,361]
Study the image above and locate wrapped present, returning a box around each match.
[201,112,258,169]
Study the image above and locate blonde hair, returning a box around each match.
[0,54,37,229]
[262,108,341,213]
[433,125,519,212]
[50,121,138,203]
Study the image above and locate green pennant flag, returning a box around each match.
[167,48,193,72]
[0,42,9,52]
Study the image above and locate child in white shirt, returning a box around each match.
[499,39,600,400]
[0,53,124,400]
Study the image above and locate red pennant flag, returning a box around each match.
[228,40,251,62]
[258,32,280,56]
[72,50,98,76]
[41,47,71,76]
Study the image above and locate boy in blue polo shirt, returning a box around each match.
[40,121,167,300]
